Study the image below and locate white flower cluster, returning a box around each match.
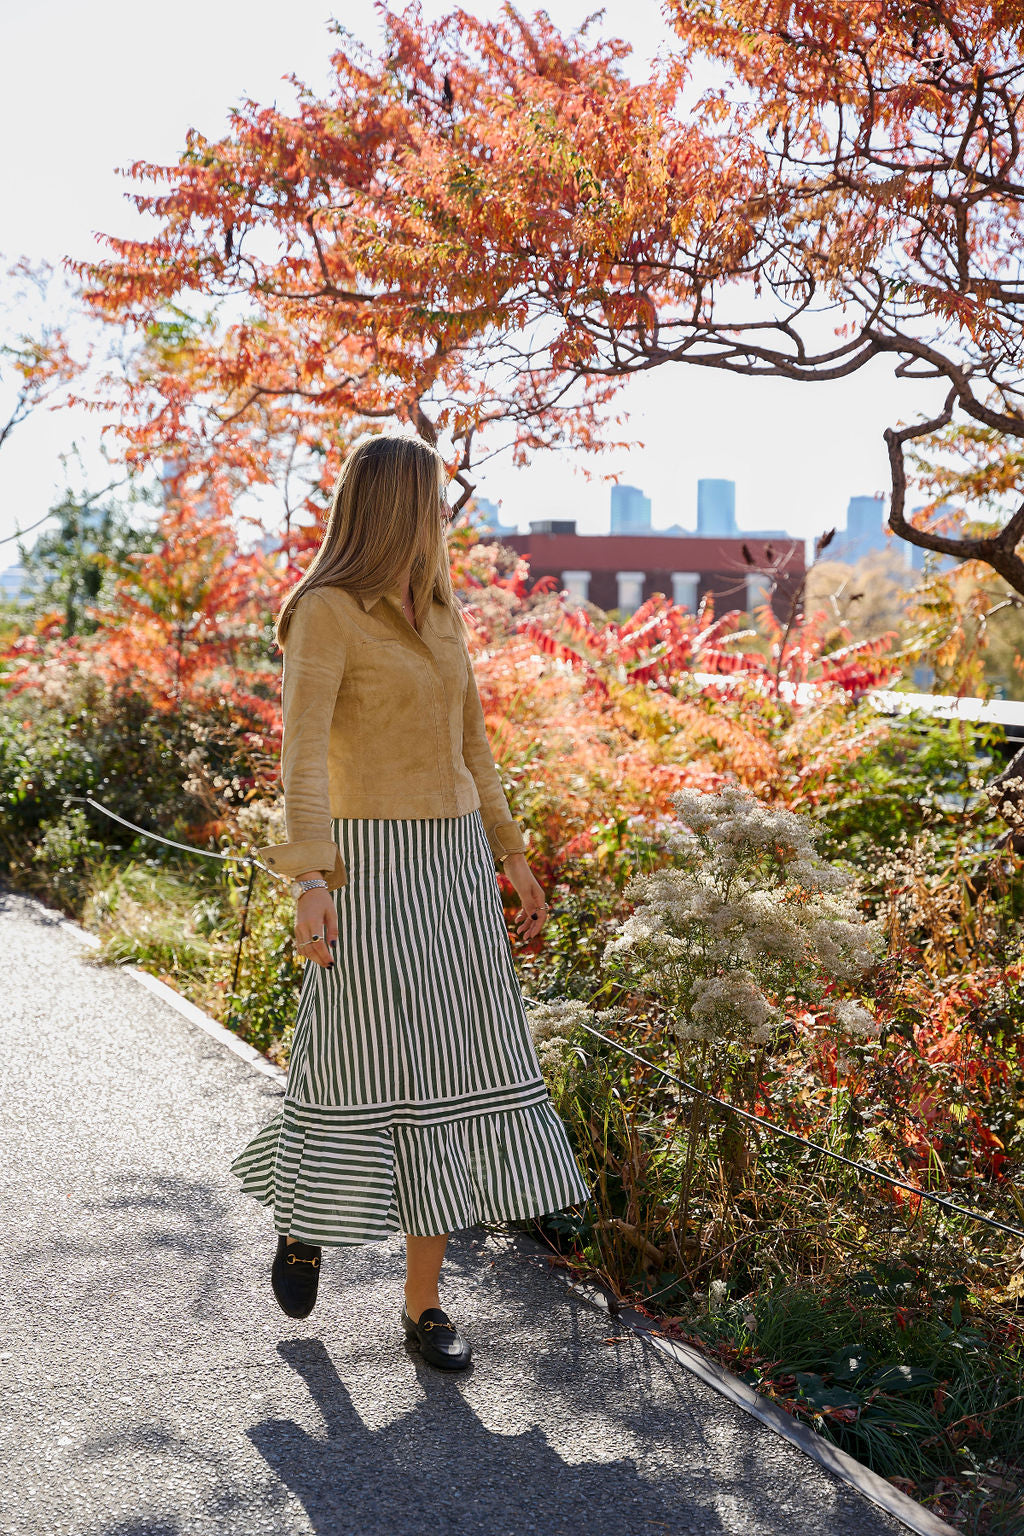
[831,999,880,1039]
[667,785,829,875]
[680,969,781,1044]
[602,784,883,1048]
[525,999,631,1071]
[527,997,593,1043]
[982,773,1024,828]
[603,908,668,959]
[526,997,592,1070]
[536,1037,571,1069]
[811,901,885,983]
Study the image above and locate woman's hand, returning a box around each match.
[295,885,338,969]
[501,853,548,943]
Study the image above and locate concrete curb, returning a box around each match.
[56,901,957,1536]
[127,965,288,1085]
[524,1250,959,1536]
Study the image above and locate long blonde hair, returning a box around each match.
[275,431,457,648]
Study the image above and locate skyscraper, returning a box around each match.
[610,484,652,533]
[833,494,889,561]
[696,479,738,537]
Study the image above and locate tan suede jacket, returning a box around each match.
[256,583,528,890]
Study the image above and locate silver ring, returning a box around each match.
[296,934,323,948]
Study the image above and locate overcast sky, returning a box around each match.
[1,0,946,558]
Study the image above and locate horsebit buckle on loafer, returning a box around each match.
[286,1253,320,1267]
[421,1318,456,1332]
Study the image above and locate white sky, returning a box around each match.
[0,0,948,557]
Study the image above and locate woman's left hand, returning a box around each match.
[501,853,548,943]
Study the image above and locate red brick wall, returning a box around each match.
[501,533,805,616]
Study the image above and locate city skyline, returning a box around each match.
[0,471,943,602]
[474,475,900,561]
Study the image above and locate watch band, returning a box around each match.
[294,876,329,895]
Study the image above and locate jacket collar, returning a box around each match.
[357,589,443,612]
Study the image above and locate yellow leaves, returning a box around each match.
[933,636,962,670]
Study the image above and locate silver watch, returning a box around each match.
[294,876,329,896]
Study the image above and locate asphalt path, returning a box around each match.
[0,883,915,1536]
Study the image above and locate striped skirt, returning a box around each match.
[230,808,591,1245]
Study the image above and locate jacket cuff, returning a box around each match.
[484,817,528,863]
[256,838,348,890]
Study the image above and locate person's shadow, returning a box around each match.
[247,1336,707,1536]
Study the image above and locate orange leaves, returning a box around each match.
[50,0,1024,622]
[0,256,86,436]
[0,473,281,722]
[63,4,695,482]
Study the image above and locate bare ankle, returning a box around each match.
[404,1287,441,1319]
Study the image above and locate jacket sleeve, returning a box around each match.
[257,589,349,890]
[460,638,528,866]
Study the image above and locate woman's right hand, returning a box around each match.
[295,886,338,969]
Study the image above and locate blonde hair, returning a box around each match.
[275,431,457,648]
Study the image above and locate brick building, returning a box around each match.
[500,522,805,617]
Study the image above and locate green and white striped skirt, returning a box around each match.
[230,808,591,1245]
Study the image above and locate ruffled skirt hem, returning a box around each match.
[230,1093,591,1246]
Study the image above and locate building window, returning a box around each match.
[671,572,700,612]
[616,570,646,615]
[745,573,773,613]
[561,569,591,603]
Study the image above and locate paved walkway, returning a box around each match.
[0,884,915,1536]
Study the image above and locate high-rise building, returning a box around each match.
[696,479,738,537]
[832,494,889,561]
[0,562,26,602]
[610,484,652,534]
[830,494,959,571]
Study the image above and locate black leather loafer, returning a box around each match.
[271,1234,322,1319]
[401,1304,472,1370]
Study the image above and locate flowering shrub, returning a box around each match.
[600,785,884,1050]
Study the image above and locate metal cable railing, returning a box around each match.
[66,792,1024,1243]
[66,796,261,864]
[66,795,262,991]
[519,1003,1024,1243]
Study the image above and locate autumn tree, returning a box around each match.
[67,2,1024,597]
[659,0,1024,589]
[65,7,650,511]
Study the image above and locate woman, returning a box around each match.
[231,431,591,1371]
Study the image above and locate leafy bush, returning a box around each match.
[28,808,108,906]
[677,1268,1023,1517]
